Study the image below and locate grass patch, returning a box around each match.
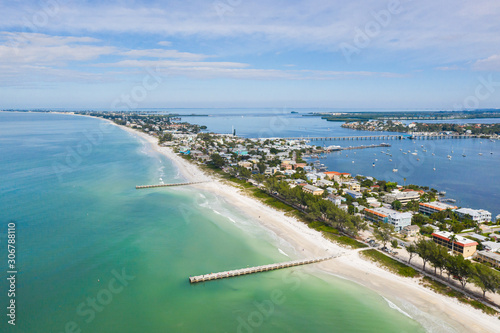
[421,277,499,316]
[362,249,419,278]
[248,189,296,212]
[324,233,368,249]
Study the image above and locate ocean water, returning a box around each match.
[0,112,426,332]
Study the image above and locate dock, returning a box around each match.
[135,181,207,189]
[189,255,336,284]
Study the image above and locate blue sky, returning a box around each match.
[1,0,500,109]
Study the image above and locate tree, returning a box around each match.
[391,239,398,249]
[391,200,402,210]
[256,162,267,174]
[415,238,432,272]
[407,244,417,264]
[472,264,500,298]
[209,153,226,169]
[374,223,394,248]
[452,255,474,290]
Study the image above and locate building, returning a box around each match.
[401,225,420,237]
[323,171,351,182]
[363,207,412,231]
[344,189,362,199]
[431,231,478,258]
[344,181,361,192]
[302,185,324,196]
[419,202,457,215]
[327,194,343,206]
[475,251,500,268]
[383,191,421,205]
[455,208,491,223]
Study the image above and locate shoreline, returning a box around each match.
[113,121,500,332]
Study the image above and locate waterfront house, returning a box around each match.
[455,208,491,223]
[383,191,421,205]
[323,171,351,182]
[419,202,457,215]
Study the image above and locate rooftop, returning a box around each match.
[432,231,478,247]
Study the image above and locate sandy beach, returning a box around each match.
[119,124,499,333]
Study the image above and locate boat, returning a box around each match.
[389,159,392,162]
[439,191,446,195]
[411,152,417,155]
[433,167,436,171]
[372,163,375,167]
[478,153,483,156]
[393,168,398,172]
[375,159,378,161]
[462,149,466,157]
[447,155,452,159]
[403,152,407,155]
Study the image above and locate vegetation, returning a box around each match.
[362,250,419,278]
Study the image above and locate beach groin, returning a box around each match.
[189,255,336,283]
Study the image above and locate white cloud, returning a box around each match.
[473,54,500,71]
[158,41,172,47]
[120,49,209,61]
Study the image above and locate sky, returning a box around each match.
[1,0,500,110]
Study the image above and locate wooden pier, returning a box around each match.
[189,255,335,284]
[135,181,207,189]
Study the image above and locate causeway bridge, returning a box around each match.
[189,255,336,284]
[135,181,207,189]
[280,134,475,141]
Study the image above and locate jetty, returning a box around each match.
[135,181,207,189]
[189,255,336,284]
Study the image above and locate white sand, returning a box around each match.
[118,124,500,333]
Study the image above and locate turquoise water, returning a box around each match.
[0,112,426,332]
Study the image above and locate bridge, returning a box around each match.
[135,181,208,189]
[278,134,475,141]
[188,255,336,284]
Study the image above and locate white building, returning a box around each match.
[364,207,412,231]
[455,208,491,223]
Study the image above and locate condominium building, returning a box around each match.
[476,251,500,268]
[364,207,412,231]
[431,231,478,258]
[383,191,421,205]
[302,185,324,196]
[455,208,492,223]
[419,202,457,215]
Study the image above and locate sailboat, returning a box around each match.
[462,149,466,157]
[478,146,483,156]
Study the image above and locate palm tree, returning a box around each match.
[449,234,457,255]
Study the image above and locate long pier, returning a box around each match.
[189,255,335,284]
[280,134,476,141]
[135,181,207,189]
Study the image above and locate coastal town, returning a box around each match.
[342,119,500,139]
[85,111,500,314]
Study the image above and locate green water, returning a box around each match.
[0,112,427,332]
